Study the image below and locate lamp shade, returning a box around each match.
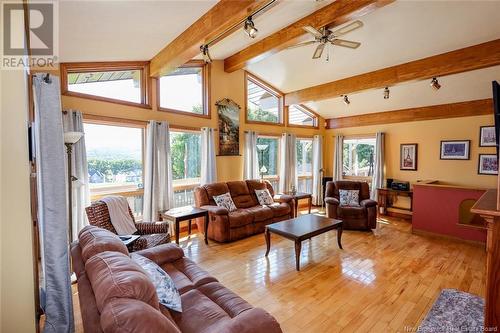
[256,144,268,151]
[64,131,84,144]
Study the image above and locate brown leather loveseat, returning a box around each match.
[325,180,377,230]
[194,180,294,242]
[71,225,283,333]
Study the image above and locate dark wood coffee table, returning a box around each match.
[265,215,343,271]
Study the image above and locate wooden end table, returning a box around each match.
[161,206,209,245]
[265,214,343,271]
[283,192,312,217]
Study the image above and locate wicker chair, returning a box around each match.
[85,200,171,252]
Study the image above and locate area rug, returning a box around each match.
[418,289,484,333]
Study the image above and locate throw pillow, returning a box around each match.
[213,192,237,212]
[131,253,182,313]
[339,189,360,207]
[255,189,274,205]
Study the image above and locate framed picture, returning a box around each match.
[479,126,496,147]
[400,144,418,170]
[440,140,470,160]
[216,98,240,156]
[478,154,498,175]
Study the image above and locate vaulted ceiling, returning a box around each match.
[59,0,500,119]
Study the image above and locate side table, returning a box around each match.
[161,206,209,245]
[283,192,312,217]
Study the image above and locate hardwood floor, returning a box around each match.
[72,213,486,333]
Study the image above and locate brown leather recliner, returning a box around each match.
[194,180,295,243]
[325,181,377,230]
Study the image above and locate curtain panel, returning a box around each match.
[279,133,297,193]
[371,132,385,200]
[312,135,323,206]
[333,135,344,181]
[243,130,259,180]
[201,127,217,185]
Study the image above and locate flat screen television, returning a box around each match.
[494,81,500,158]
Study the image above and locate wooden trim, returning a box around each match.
[326,99,494,129]
[244,71,284,126]
[286,104,320,129]
[170,125,202,132]
[150,0,269,77]
[224,0,394,73]
[286,39,500,105]
[156,61,211,119]
[82,114,148,128]
[60,61,152,108]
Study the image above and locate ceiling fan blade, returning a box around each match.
[332,39,361,49]
[329,20,363,37]
[286,40,317,49]
[312,43,325,59]
[303,25,323,39]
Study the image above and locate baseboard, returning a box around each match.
[380,211,412,220]
[412,228,486,248]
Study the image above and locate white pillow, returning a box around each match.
[339,189,360,207]
[213,192,237,212]
[255,189,274,205]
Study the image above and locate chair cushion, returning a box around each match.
[228,209,254,228]
[78,225,129,263]
[133,233,172,252]
[338,206,366,219]
[268,202,291,217]
[245,206,273,222]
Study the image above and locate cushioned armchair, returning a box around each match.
[325,181,377,230]
[85,200,171,252]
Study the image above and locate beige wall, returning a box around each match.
[0,69,37,332]
[62,60,324,182]
[324,115,497,189]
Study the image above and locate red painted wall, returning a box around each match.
[412,184,487,243]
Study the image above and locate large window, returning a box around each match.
[246,73,283,124]
[256,136,280,189]
[61,62,150,107]
[158,62,208,117]
[288,105,318,128]
[170,130,202,207]
[343,137,376,178]
[296,138,313,193]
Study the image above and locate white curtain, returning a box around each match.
[371,132,385,200]
[312,135,323,205]
[201,127,217,185]
[62,110,90,242]
[143,121,173,222]
[279,133,297,193]
[243,130,259,180]
[333,135,344,181]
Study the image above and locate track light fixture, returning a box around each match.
[383,87,390,99]
[200,45,212,64]
[430,77,441,90]
[244,16,258,38]
[343,95,350,105]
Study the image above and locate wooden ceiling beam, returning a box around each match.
[223,0,394,73]
[150,0,269,77]
[286,39,500,106]
[325,99,493,129]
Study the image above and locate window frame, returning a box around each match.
[60,61,152,109]
[286,104,320,129]
[157,60,210,119]
[245,72,284,126]
[169,126,203,189]
[342,135,376,182]
[296,137,313,193]
[256,134,281,186]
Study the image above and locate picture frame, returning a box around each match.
[440,140,470,160]
[400,143,418,170]
[479,126,496,147]
[478,154,498,175]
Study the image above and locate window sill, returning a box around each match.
[245,119,284,127]
[63,91,152,110]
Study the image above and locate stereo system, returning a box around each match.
[388,179,410,191]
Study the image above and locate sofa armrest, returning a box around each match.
[273,194,293,203]
[135,221,170,235]
[220,308,283,333]
[201,205,228,216]
[134,243,184,266]
[325,197,339,206]
[360,199,377,208]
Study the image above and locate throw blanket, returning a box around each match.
[101,196,138,235]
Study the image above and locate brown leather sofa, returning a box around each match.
[194,180,294,242]
[325,180,377,230]
[71,225,283,333]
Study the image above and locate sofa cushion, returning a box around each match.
[245,206,273,222]
[79,225,129,263]
[228,209,254,228]
[255,189,274,205]
[160,257,218,295]
[204,182,230,205]
[85,251,159,313]
[246,180,268,206]
[227,181,255,208]
[213,193,237,212]
[268,202,291,217]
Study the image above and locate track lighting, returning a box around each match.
[244,16,258,38]
[430,77,441,90]
[383,87,390,99]
[343,95,350,105]
[200,45,212,64]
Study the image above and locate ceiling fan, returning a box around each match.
[288,20,363,60]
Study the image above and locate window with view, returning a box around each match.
[256,136,279,189]
[296,139,313,193]
[170,130,202,207]
[246,74,282,124]
[288,105,318,127]
[343,137,376,178]
[158,65,205,115]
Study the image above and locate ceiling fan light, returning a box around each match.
[200,45,212,64]
[430,77,441,90]
[383,87,390,99]
[343,95,350,105]
[244,17,258,39]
